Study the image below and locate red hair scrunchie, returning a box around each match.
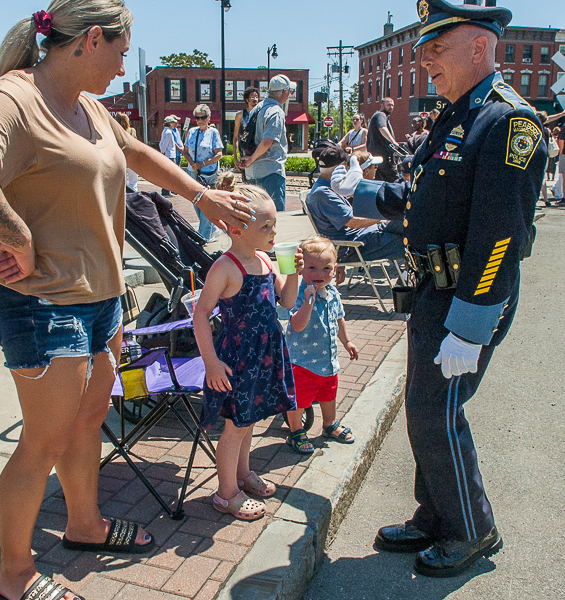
[33,10,52,36]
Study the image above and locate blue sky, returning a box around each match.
[1,0,562,102]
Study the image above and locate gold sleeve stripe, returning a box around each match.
[474,238,511,296]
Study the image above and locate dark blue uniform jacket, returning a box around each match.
[353,72,546,346]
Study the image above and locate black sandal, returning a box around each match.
[286,429,315,454]
[62,518,155,554]
[322,421,355,444]
[0,574,85,600]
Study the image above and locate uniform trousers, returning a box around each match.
[404,275,518,542]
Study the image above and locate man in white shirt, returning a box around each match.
[159,115,182,197]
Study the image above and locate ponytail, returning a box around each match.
[0,18,41,77]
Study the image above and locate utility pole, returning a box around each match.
[327,40,354,138]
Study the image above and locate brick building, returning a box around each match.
[101,67,312,151]
[356,20,565,139]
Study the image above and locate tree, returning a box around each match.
[160,50,215,68]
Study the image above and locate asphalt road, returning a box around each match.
[304,208,565,600]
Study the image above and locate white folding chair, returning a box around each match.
[299,190,403,314]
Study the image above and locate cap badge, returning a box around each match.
[418,0,430,24]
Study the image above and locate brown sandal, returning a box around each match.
[213,490,266,521]
[237,471,276,498]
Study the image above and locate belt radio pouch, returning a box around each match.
[520,223,536,260]
[445,243,462,286]
[427,245,451,289]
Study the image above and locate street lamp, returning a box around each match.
[220,0,231,150]
[266,44,278,82]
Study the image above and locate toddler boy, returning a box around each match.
[286,236,359,453]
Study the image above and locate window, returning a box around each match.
[359,82,364,104]
[377,55,381,70]
[540,47,550,64]
[399,48,404,66]
[538,74,548,97]
[169,79,181,101]
[386,76,391,97]
[505,44,514,63]
[369,57,373,73]
[361,60,365,75]
[520,73,531,97]
[200,80,212,101]
[411,45,416,62]
[368,80,372,104]
[165,77,186,103]
[427,74,436,95]
[398,74,403,99]
[225,80,247,101]
[376,78,381,102]
[387,51,392,66]
[560,45,565,55]
[410,71,415,96]
[522,45,533,63]
[503,72,514,86]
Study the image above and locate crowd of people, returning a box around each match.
[0,0,555,598]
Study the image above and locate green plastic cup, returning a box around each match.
[274,242,299,275]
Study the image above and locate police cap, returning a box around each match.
[414,0,512,48]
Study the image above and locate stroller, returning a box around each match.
[114,190,221,424]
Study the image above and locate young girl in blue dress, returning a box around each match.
[193,181,301,521]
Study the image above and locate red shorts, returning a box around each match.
[292,364,338,409]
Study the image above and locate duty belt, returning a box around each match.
[405,244,462,290]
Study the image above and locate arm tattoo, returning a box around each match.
[74,41,83,57]
[0,196,29,249]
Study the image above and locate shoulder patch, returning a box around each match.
[505,117,542,170]
[493,81,533,112]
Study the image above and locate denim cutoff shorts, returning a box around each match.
[0,285,122,370]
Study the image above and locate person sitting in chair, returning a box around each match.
[307,142,404,284]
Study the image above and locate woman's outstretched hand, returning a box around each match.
[199,189,255,231]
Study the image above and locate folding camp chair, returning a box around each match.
[101,318,217,520]
[299,191,403,313]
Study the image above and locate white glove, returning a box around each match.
[434,332,482,379]
[330,156,363,197]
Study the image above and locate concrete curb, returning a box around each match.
[217,333,407,600]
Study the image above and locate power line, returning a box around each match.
[327,41,355,138]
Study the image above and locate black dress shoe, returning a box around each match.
[374,521,433,553]
[414,526,502,578]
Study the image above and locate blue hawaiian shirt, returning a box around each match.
[286,281,344,376]
[185,126,223,175]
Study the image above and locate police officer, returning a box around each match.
[332,0,546,578]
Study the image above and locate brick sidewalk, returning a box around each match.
[33,277,405,600]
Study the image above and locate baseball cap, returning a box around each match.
[312,141,348,168]
[268,74,297,92]
[164,115,180,124]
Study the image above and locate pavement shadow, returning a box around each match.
[303,550,497,600]
[0,419,22,444]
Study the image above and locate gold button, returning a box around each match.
[403,237,409,246]
[406,201,411,209]
[439,169,446,176]
[413,184,417,191]
[453,264,459,270]
[492,328,498,333]
[434,265,441,272]
[403,219,408,227]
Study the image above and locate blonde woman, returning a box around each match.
[0,2,252,599]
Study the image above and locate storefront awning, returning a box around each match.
[286,111,315,125]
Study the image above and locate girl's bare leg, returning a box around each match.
[215,420,253,500]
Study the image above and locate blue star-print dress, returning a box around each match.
[200,252,296,429]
